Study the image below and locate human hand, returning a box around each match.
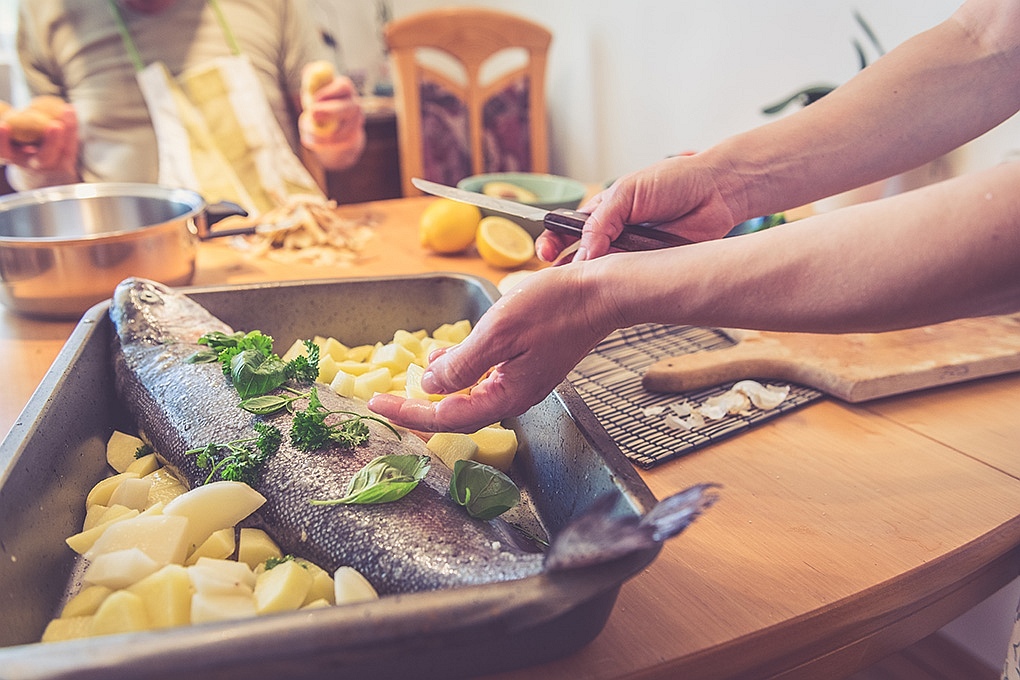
[368,264,623,433]
[535,153,741,264]
[0,99,78,177]
[298,72,366,171]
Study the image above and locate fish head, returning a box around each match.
[111,277,227,346]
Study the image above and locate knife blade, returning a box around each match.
[412,178,694,251]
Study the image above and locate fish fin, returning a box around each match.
[640,482,721,541]
[544,483,720,571]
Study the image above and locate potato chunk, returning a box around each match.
[106,430,145,473]
[254,559,313,614]
[42,616,93,643]
[127,564,192,628]
[61,585,112,618]
[426,432,478,469]
[86,514,190,567]
[186,527,236,564]
[91,590,150,636]
[84,547,162,589]
[237,528,282,570]
[334,566,378,605]
[163,481,265,554]
[191,592,256,624]
[468,427,519,472]
[85,472,140,508]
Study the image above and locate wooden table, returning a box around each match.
[2,196,1019,679]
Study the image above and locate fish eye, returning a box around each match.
[137,288,162,304]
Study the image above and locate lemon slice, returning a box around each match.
[419,199,482,254]
[476,216,535,269]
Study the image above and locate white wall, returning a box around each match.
[372,0,1020,184]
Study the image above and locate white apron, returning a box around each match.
[108,0,323,215]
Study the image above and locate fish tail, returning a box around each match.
[544,483,720,572]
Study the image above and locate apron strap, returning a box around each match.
[106,0,241,73]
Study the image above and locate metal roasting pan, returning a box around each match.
[0,274,662,680]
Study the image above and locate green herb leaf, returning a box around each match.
[133,443,154,459]
[191,330,321,400]
[449,460,521,520]
[186,348,221,364]
[290,387,401,452]
[310,454,430,506]
[231,349,288,399]
[238,391,310,415]
[285,340,320,383]
[263,555,301,571]
[184,422,282,486]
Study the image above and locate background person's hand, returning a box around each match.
[0,100,79,178]
[535,153,743,263]
[299,74,366,171]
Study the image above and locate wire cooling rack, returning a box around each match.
[567,323,823,468]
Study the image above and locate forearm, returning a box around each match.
[596,161,1020,334]
[704,0,1020,222]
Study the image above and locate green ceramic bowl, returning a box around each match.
[457,172,587,238]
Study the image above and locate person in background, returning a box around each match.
[0,0,364,215]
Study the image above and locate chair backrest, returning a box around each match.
[384,7,552,196]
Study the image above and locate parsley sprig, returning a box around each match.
[185,421,282,485]
[290,387,400,452]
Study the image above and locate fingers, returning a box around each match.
[300,75,366,170]
[0,107,78,173]
[368,366,545,434]
[368,391,513,434]
[535,229,573,262]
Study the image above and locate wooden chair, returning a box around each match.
[384,7,552,196]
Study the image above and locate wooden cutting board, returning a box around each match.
[642,313,1020,402]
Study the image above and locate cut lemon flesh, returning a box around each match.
[476,216,535,269]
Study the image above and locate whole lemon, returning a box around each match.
[419,199,482,254]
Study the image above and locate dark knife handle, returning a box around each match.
[544,209,694,251]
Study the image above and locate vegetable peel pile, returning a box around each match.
[643,380,791,431]
[221,195,377,267]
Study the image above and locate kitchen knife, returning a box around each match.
[412,178,694,251]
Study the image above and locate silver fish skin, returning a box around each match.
[110,278,719,595]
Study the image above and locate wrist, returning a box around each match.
[582,254,643,333]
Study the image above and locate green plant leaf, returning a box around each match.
[231,349,288,399]
[449,460,521,520]
[309,454,430,506]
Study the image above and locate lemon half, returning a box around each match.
[476,216,535,269]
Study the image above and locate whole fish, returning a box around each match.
[110,278,718,595]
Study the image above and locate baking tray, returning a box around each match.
[0,274,660,680]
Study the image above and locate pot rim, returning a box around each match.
[0,182,206,244]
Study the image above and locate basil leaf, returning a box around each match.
[309,454,430,506]
[231,349,288,399]
[198,330,244,349]
[449,460,521,520]
[239,394,291,415]
[187,348,221,364]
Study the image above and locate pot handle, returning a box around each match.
[200,201,254,239]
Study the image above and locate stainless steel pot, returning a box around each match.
[0,183,210,319]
